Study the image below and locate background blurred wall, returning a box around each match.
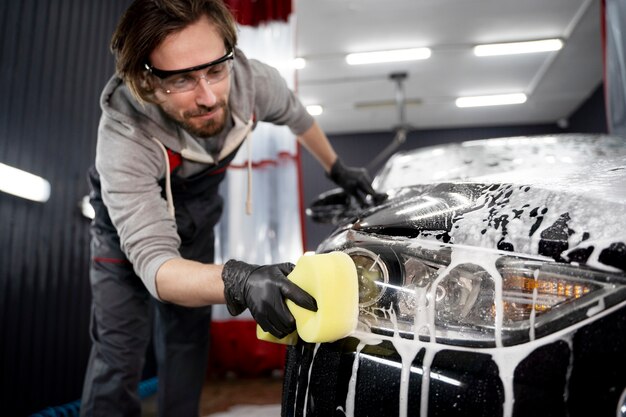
[0,1,129,415]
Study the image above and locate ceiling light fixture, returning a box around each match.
[346,47,431,65]
[474,39,564,56]
[0,163,51,202]
[455,93,527,108]
[306,105,323,116]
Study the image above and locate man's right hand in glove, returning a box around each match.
[221,260,318,339]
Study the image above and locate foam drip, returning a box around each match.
[302,343,320,417]
[529,268,539,341]
[343,342,366,417]
[562,334,574,404]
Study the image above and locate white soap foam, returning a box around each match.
[529,268,539,341]
[302,343,321,417]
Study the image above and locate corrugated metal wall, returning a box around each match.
[0,1,130,415]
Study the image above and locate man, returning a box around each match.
[80,0,384,416]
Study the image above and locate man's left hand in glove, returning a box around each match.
[327,158,387,207]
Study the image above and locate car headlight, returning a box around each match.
[341,241,625,347]
[345,247,389,307]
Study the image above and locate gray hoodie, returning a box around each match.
[95,48,314,299]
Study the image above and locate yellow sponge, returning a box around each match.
[256,251,358,345]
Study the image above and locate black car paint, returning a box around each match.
[283,309,626,416]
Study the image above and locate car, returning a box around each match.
[281,134,626,417]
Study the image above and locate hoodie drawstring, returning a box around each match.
[246,133,253,215]
[151,137,176,218]
[151,117,254,219]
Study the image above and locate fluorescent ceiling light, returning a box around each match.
[456,93,527,108]
[346,47,431,65]
[474,39,563,56]
[0,163,51,202]
[306,105,323,116]
[293,57,306,69]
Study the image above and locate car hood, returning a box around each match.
[321,135,626,273]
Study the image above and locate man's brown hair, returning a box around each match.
[111,0,238,103]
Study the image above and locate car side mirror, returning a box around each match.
[306,188,358,224]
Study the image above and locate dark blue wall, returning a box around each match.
[0,1,130,415]
[566,84,608,133]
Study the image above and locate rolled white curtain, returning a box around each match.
[213,17,303,321]
[605,0,626,136]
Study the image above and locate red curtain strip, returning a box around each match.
[224,0,292,27]
[228,151,297,169]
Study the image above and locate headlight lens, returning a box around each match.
[342,242,624,347]
[346,247,388,307]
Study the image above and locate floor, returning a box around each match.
[141,373,283,417]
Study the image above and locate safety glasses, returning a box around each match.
[145,50,234,94]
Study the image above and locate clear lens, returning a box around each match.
[431,264,485,322]
[161,59,233,94]
[347,244,623,346]
[163,74,196,92]
[346,247,388,307]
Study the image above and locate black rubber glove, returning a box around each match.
[327,158,387,207]
[222,260,318,339]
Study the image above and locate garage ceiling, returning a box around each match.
[294,0,603,134]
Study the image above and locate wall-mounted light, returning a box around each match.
[456,93,527,108]
[346,47,431,65]
[474,39,563,57]
[80,195,95,219]
[306,105,323,116]
[0,163,50,202]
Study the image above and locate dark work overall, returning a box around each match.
[80,147,238,417]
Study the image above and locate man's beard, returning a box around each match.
[165,101,229,138]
